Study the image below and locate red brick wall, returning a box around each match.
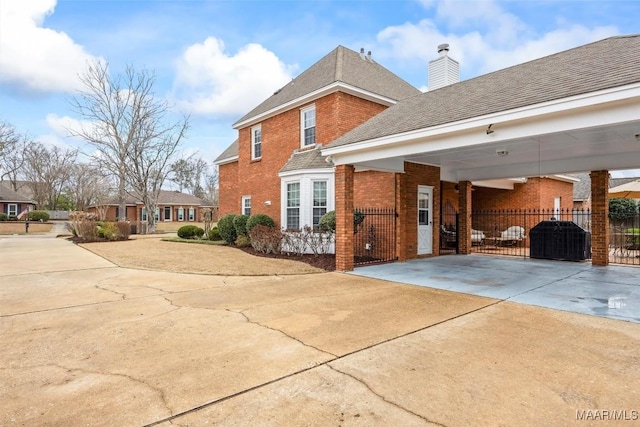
[590,171,609,266]
[218,161,239,216]
[229,92,392,226]
[354,171,395,207]
[473,178,573,211]
[336,165,355,271]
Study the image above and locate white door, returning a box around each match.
[417,186,433,255]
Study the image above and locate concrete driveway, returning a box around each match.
[1,235,639,426]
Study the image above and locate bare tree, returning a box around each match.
[22,143,78,210]
[69,61,189,232]
[68,163,114,212]
[170,157,208,197]
[0,121,28,191]
[203,163,219,205]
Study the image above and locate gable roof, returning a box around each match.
[214,139,239,165]
[325,35,640,149]
[279,146,333,174]
[0,185,35,204]
[570,173,640,201]
[101,190,207,207]
[234,45,421,128]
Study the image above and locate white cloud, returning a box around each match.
[377,0,618,80]
[0,0,99,93]
[173,37,295,116]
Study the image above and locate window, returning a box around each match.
[8,204,17,216]
[154,208,160,222]
[286,182,300,230]
[188,208,195,221]
[242,196,252,216]
[301,105,316,147]
[251,125,262,160]
[177,208,184,221]
[312,181,327,230]
[164,206,171,221]
[141,207,147,222]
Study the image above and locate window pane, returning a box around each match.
[252,127,262,158]
[302,107,316,146]
[418,210,429,225]
[313,181,327,206]
[304,127,315,146]
[287,208,300,230]
[313,207,326,229]
[287,183,300,207]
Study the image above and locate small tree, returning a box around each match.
[609,198,638,221]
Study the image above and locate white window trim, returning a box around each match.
[280,171,334,230]
[300,104,316,148]
[178,207,184,221]
[141,207,148,222]
[8,204,18,216]
[251,124,262,160]
[164,206,172,222]
[188,207,195,221]
[242,195,252,216]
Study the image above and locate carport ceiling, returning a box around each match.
[405,121,640,182]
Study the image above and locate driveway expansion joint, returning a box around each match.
[326,364,446,426]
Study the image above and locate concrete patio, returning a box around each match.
[350,254,640,323]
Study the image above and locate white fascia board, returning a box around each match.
[472,178,528,190]
[233,82,398,130]
[322,83,640,160]
[278,168,335,178]
[353,157,406,173]
[213,155,239,166]
[547,174,581,183]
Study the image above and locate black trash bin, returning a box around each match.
[530,220,591,261]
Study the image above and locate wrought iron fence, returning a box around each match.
[610,213,640,266]
[471,209,592,259]
[353,207,397,266]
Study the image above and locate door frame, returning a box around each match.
[417,185,434,255]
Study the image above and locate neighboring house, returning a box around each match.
[217,35,640,270]
[572,173,640,209]
[88,190,210,223]
[0,185,36,217]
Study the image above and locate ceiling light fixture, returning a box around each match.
[496,149,508,157]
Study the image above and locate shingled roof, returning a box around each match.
[0,185,34,203]
[214,139,239,164]
[326,35,640,149]
[234,45,421,127]
[280,146,333,174]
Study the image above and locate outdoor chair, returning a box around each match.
[471,229,486,245]
[496,226,526,246]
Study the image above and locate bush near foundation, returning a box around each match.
[249,225,282,254]
[233,214,249,237]
[208,226,222,241]
[217,214,237,244]
[246,214,275,233]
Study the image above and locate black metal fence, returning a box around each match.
[440,202,458,254]
[471,209,592,259]
[610,213,640,266]
[353,207,397,266]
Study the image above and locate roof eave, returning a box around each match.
[233,82,399,130]
[213,155,239,166]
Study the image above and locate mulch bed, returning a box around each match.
[238,246,336,271]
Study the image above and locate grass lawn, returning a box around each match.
[0,222,53,235]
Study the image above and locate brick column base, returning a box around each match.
[335,165,355,271]
[590,170,609,266]
[458,181,472,254]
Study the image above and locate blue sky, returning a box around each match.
[1,0,639,176]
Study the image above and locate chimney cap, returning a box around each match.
[437,43,450,55]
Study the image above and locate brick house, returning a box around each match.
[215,46,421,229]
[89,190,210,223]
[0,185,36,218]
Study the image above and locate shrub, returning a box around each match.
[0,213,7,221]
[77,220,99,241]
[318,210,366,232]
[235,234,252,247]
[28,210,50,222]
[208,226,222,241]
[178,225,205,239]
[217,214,238,244]
[609,198,638,221]
[249,225,282,254]
[116,221,131,240]
[246,213,275,233]
[98,222,120,240]
[233,214,249,237]
[318,210,336,232]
